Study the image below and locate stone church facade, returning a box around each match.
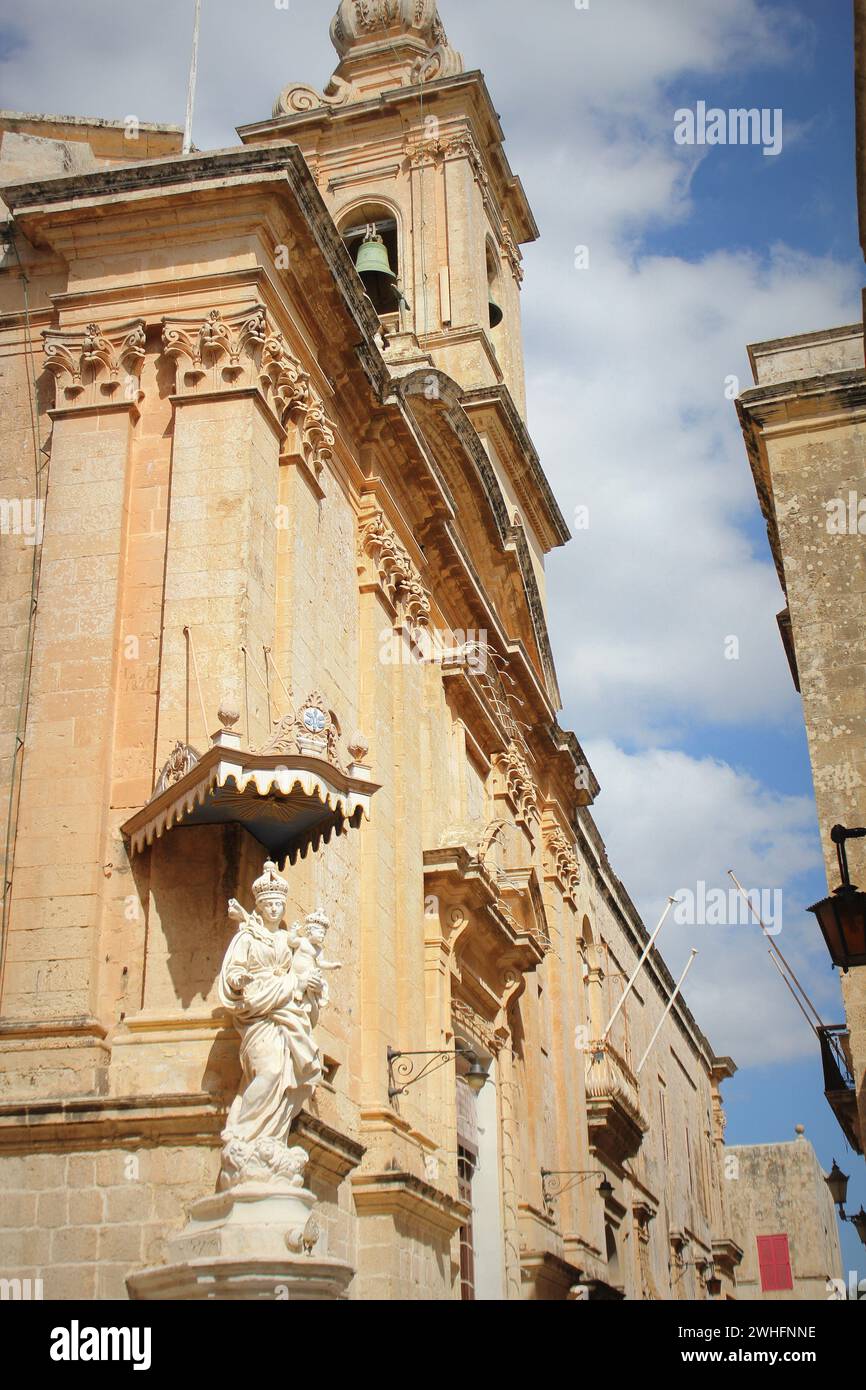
[0,1,766,1300]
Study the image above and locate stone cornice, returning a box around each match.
[0,1090,365,1186]
[737,368,866,598]
[0,1092,224,1152]
[397,369,561,706]
[351,1170,470,1236]
[462,385,571,550]
[2,144,382,345]
[737,367,866,432]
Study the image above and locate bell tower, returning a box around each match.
[238,0,539,419]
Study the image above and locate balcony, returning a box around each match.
[818,1024,863,1155]
[585,1041,648,1162]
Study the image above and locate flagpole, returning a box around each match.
[727,869,824,1030]
[182,0,203,155]
[636,948,698,1074]
[599,895,676,1045]
[767,950,819,1038]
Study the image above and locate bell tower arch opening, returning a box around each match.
[339,202,405,327]
[486,238,504,333]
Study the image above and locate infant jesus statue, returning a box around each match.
[288,909,342,1011]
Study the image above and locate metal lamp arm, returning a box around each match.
[831,824,866,887]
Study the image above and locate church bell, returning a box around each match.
[355,227,397,308]
[488,287,504,329]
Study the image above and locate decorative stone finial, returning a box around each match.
[273,0,463,117]
[347,732,370,762]
[218,699,240,729]
[330,0,460,66]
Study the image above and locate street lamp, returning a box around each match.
[825,1159,849,1211]
[540,1168,613,1214]
[825,1160,866,1246]
[807,826,866,970]
[386,1044,490,1101]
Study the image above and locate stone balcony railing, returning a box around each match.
[585,1040,648,1162]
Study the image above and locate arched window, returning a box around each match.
[486,241,503,331]
[341,203,404,321]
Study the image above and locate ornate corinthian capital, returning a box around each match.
[43,319,146,410]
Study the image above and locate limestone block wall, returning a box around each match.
[0,1144,219,1302]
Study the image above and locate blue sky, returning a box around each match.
[1,0,864,1279]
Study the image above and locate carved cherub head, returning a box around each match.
[293,908,330,948]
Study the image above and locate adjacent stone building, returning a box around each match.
[726,1129,842,1300]
[735,3,866,1158]
[0,0,825,1301]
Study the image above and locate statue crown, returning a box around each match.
[252,859,289,902]
[305,909,330,931]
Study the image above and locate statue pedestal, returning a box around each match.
[127,1184,355,1301]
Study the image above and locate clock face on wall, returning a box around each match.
[303,707,326,733]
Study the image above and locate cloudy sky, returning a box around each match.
[2,0,863,1265]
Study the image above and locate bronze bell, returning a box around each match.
[488,287,504,328]
[355,229,398,312]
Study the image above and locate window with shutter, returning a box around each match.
[756,1233,793,1292]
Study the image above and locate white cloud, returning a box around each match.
[534,242,860,741]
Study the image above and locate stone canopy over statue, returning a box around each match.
[218,859,337,1190]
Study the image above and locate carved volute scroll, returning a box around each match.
[359,505,431,629]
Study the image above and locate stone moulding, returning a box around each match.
[351,1170,470,1238]
[272,75,361,117]
[451,998,501,1056]
[120,747,379,866]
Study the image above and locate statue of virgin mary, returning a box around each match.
[218,860,326,1188]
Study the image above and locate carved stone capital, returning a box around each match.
[161,305,267,391]
[442,133,489,189]
[494,740,539,827]
[161,305,336,473]
[544,824,581,903]
[501,225,525,283]
[43,318,146,410]
[359,505,431,628]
